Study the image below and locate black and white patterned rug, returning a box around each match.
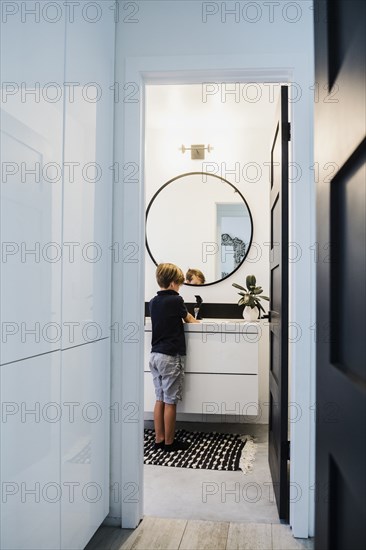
[144,429,256,473]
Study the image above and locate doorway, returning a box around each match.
[143,82,282,522]
[113,57,315,538]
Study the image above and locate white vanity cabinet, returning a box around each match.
[144,319,260,416]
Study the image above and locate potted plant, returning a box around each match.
[232,275,270,321]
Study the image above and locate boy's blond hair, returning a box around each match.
[156,263,185,288]
[185,268,206,284]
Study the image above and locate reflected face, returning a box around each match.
[186,274,203,285]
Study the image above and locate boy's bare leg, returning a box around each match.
[164,403,176,445]
[154,400,165,443]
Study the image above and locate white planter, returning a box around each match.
[243,306,259,321]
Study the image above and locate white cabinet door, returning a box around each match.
[61,339,110,550]
[0,352,61,550]
[61,4,115,348]
[1,111,63,363]
[0,0,65,364]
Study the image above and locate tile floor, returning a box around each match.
[144,422,279,523]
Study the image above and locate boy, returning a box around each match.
[149,263,199,452]
[185,268,206,285]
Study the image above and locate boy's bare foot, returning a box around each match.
[154,440,165,450]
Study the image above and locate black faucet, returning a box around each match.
[194,295,203,320]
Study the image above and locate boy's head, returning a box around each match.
[185,268,206,285]
[156,263,185,290]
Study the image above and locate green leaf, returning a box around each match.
[232,283,247,292]
[246,275,256,289]
[260,296,270,301]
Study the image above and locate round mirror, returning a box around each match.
[146,172,253,286]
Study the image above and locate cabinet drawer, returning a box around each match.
[144,332,258,375]
[144,372,258,415]
[185,332,258,374]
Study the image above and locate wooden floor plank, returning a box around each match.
[179,520,229,550]
[85,519,313,550]
[272,524,312,550]
[120,516,187,550]
[226,522,272,550]
[109,529,138,550]
[84,526,133,550]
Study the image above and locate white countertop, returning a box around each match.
[144,317,260,333]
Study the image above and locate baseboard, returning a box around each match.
[144,412,267,424]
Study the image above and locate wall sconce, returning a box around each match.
[180,144,213,160]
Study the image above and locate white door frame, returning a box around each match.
[112,53,315,538]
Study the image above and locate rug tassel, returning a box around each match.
[238,435,257,474]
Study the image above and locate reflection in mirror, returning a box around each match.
[146,173,253,286]
[185,268,206,285]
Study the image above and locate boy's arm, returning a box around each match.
[183,312,200,324]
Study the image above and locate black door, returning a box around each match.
[268,85,290,521]
[314,1,366,549]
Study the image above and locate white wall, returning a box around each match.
[114,0,315,537]
[0,2,115,549]
[144,83,275,304]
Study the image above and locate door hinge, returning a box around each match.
[287,122,291,141]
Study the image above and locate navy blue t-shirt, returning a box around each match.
[149,290,188,356]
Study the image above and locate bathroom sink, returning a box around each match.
[200,318,255,323]
[186,319,260,333]
[145,317,258,324]
[144,317,259,333]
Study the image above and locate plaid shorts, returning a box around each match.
[149,352,185,405]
